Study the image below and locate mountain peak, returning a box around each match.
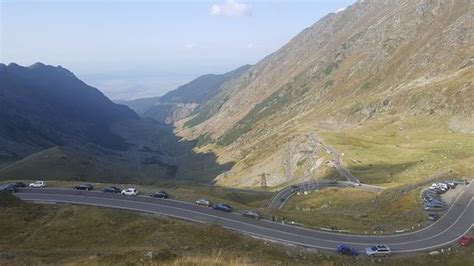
[28,62,46,69]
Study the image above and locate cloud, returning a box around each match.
[210,0,252,17]
[185,43,196,49]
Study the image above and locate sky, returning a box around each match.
[0,0,355,100]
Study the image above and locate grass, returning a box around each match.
[270,187,426,233]
[320,115,474,187]
[0,147,116,182]
[0,192,472,265]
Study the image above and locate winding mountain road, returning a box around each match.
[314,135,360,184]
[268,135,384,209]
[14,181,474,254]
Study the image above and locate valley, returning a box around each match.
[0,0,472,264]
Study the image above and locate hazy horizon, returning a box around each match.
[1,0,355,100]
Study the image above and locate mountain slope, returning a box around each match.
[160,64,252,104]
[117,96,160,115]
[178,0,473,187]
[123,65,251,124]
[0,63,139,161]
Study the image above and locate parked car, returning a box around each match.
[444,181,457,189]
[101,186,121,193]
[438,182,450,190]
[458,236,473,246]
[423,198,443,205]
[423,189,441,196]
[424,202,444,208]
[336,244,358,256]
[213,203,233,213]
[452,180,469,185]
[365,245,391,257]
[430,183,448,192]
[195,198,212,207]
[424,205,444,212]
[150,191,168,199]
[426,188,442,194]
[121,188,138,196]
[427,213,440,221]
[29,181,46,188]
[0,183,18,193]
[242,210,262,219]
[73,184,94,191]
[12,181,27,188]
[422,193,440,200]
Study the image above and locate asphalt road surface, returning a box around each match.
[14,181,474,254]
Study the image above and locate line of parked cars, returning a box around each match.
[195,198,263,219]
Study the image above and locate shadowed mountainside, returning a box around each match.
[0,63,233,184]
[0,62,138,161]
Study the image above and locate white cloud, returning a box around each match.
[185,43,196,49]
[210,0,252,17]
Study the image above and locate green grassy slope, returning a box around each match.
[0,147,116,182]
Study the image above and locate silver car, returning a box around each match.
[195,198,212,207]
[365,245,391,257]
[242,210,262,219]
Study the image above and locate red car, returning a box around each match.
[458,236,473,246]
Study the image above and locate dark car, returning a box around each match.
[424,198,444,205]
[422,195,441,202]
[444,181,457,189]
[337,244,358,256]
[427,213,440,221]
[423,189,441,196]
[12,182,27,188]
[150,191,169,199]
[0,184,19,193]
[429,188,444,194]
[242,210,262,219]
[213,203,233,213]
[73,184,94,191]
[424,203,444,211]
[452,180,469,185]
[101,186,121,193]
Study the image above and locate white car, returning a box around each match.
[29,181,46,188]
[195,198,212,207]
[365,245,392,257]
[430,183,447,192]
[121,188,138,196]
